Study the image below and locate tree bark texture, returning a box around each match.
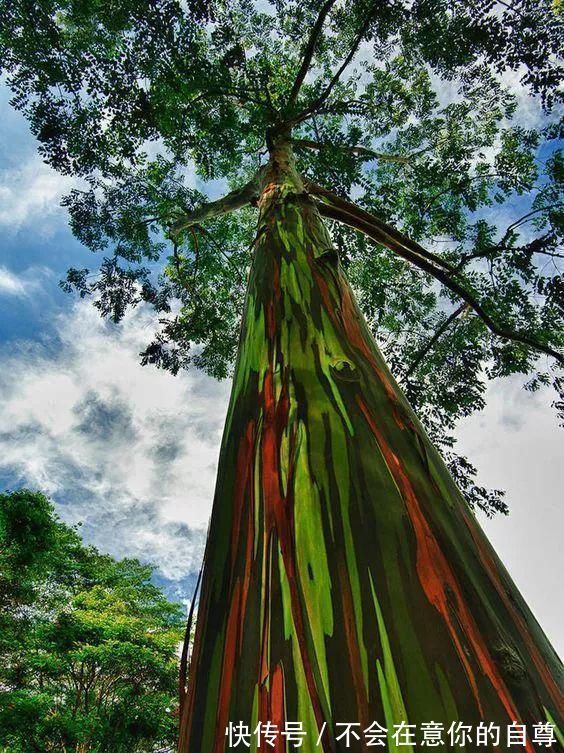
[178,143,563,753]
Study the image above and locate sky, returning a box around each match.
[0,79,562,656]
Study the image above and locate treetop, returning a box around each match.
[1,0,562,516]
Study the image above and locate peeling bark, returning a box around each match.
[178,142,563,753]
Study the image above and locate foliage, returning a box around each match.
[0,0,562,515]
[0,489,184,753]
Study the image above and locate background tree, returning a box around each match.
[0,1,562,751]
[0,489,184,753]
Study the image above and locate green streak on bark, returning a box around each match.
[369,571,411,740]
[178,143,563,753]
[544,708,564,747]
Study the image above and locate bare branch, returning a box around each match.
[194,224,246,285]
[504,204,563,235]
[311,187,564,366]
[287,0,339,109]
[169,177,260,238]
[291,3,379,124]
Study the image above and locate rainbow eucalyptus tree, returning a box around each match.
[1,0,563,750]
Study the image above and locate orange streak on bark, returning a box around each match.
[268,663,286,753]
[260,361,335,752]
[311,257,406,429]
[178,577,211,749]
[337,556,370,748]
[214,578,243,753]
[357,396,534,751]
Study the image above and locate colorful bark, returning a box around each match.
[178,142,563,752]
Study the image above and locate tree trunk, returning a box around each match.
[178,141,563,753]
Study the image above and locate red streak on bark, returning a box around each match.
[357,396,534,750]
[231,421,255,573]
[337,556,370,748]
[261,365,284,530]
[259,361,335,752]
[178,578,211,749]
[258,530,273,725]
[310,256,406,429]
[268,663,286,753]
[214,578,243,753]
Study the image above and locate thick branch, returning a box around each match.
[405,303,470,377]
[306,181,458,275]
[312,191,564,366]
[169,178,260,237]
[292,137,415,163]
[286,0,338,109]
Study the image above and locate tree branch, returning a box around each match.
[292,137,419,163]
[311,188,564,366]
[306,181,458,274]
[458,233,563,269]
[286,0,339,109]
[405,303,470,377]
[169,177,260,237]
[290,3,379,125]
[504,204,562,235]
[421,173,536,216]
[194,224,246,285]
[456,205,563,269]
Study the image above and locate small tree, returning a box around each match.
[1,1,562,750]
[0,490,183,753]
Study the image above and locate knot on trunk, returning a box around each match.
[330,359,359,382]
[315,245,339,266]
[493,643,528,686]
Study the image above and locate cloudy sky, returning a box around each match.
[0,80,562,655]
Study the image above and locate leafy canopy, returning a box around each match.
[0,0,562,516]
[0,489,184,753]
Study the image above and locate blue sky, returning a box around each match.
[0,78,562,652]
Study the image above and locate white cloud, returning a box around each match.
[0,267,27,296]
[0,265,51,297]
[456,377,563,657]
[0,156,79,231]
[497,66,555,131]
[0,284,561,654]
[0,299,230,580]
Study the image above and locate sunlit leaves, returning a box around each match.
[0,490,183,753]
[1,0,562,515]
